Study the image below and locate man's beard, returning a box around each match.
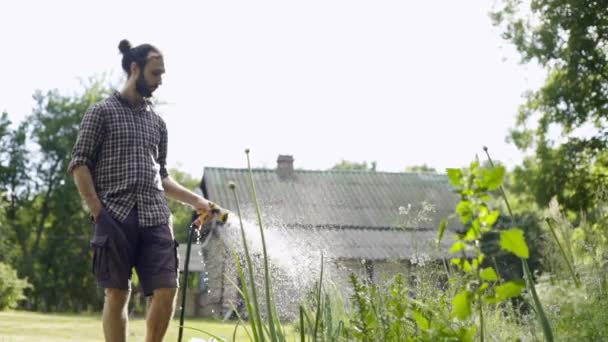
[135,73,154,98]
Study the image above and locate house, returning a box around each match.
[177,155,460,318]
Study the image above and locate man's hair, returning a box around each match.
[118,39,162,76]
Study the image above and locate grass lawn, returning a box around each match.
[0,311,296,341]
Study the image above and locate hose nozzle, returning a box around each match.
[194,202,229,227]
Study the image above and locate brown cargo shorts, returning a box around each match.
[90,206,179,296]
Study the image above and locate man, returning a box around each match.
[69,39,212,342]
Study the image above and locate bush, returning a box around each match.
[0,262,32,310]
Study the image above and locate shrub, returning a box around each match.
[0,262,32,310]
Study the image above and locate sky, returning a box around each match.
[0,0,546,177]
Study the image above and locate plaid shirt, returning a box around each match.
[68,91,171,226]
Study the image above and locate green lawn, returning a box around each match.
[0,311,295,342]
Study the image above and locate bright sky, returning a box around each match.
[0,0,545,176]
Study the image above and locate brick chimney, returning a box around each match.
[276,155,294,180]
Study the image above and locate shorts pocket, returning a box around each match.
[150,238,179,274]
[91,235,110,281]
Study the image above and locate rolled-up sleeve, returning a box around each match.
[67,105,104,174]
[157,119,169,179]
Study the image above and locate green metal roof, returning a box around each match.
[201,168,459,231]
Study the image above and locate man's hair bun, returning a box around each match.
[118,39,132,54]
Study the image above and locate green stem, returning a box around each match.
[246,149,278,340]
[475,246,485,342]
[300,306,306,342]
[545,218,580,287]
[313,254,324,341]
[483,147,554,342]
[478,298,484,342]
[229,183,265,341]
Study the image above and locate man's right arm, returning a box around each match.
[67,104,105,220]
[72,165,103,219]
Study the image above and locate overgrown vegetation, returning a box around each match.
[0,262,31,310]
[223,150,607,341]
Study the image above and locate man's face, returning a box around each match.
[135,52,165,98]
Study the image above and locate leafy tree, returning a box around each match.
[0,262,32,310]
[492,0,608,212]
[0,117,31,266]
[331,160,377,171]
[168,168,200,242]
[405,164,437,173]
[0,82,110,311]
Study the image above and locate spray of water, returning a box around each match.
[209,215,332,319]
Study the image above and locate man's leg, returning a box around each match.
[103,288,131,342]
[145,287,177,342]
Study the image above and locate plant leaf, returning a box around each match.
[452,290,472,320]
[495,280,525,300]
[462,260,473,273]
[481,166,505,190]
[500,228,529,259]
[437,218,448,244]
[480,267,498,281]
[480,210,500,227]
[412,310,429,330]
[456,200,474,223]
[450,241,466,254]
[447,168,464,187]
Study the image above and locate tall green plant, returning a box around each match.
[225,149,290,342]
[438,158,544,341]
[482,148,554,341]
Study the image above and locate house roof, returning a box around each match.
[201,167,460,231]
[187,167,461,264]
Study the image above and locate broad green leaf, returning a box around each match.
[500,228,529,259]
[480,209,500,227]
[462,260,473,273]
[447,168,463,187]
[452,290,472,320]
[495,280,525,300]
[462,325,477,342]
[437,218,448,244]
[450,241,466,254]
[469,159,480,172]
[456,201,473,223]
[478,194,491,201]
[478,205,489,217]
[481,166,505,190]
[464,219,481,241]
[480,267,498,281]
[478,282,489,294]
[451,258,462,266]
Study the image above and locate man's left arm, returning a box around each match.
[162,176,211,213]
[157,119,211,213]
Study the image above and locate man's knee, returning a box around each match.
[105,288,130,308]
[152,288,177,301]
[151,288,177,308]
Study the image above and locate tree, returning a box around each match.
[168,168,200,242]
[0,81,110,311]
[492,0,608,212]
[404,164,437,173]
[331,160,377,171]
[0,112,29,264]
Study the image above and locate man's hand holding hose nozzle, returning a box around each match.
[193,201,229,228]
